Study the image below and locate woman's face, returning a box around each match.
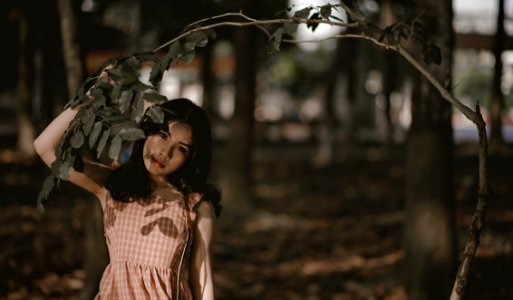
[142,121,193,182]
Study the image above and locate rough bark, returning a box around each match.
[404,1,457,299]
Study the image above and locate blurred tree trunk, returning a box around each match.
[16,10,35,157]
[201,42,215,116]
[379,0,396,146]
[57,0,83,96]
[313,41,342,168]
[490,0,505,150]
[404,1,457,299]
[353,42,375,139]
[57,1,108,299]
[219,1,257,218]
[339,29,358,143]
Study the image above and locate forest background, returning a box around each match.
[1,0,512,299]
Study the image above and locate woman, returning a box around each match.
[34,98,221,299]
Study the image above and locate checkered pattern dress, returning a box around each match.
[94,191,203,300]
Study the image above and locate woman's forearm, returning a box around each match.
[33,106,80,167]
[191,201,216,299]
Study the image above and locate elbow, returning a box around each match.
[33,137,55,167]
[33,137,48,158]
[33,138,43,156]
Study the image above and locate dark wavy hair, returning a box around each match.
[105,98,222,217]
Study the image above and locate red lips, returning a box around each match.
[150,155,165,168]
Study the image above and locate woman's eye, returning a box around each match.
[158,131,168,139]
[178,146,188,154]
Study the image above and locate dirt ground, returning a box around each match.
[1,145,512,299]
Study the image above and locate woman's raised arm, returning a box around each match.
[34,106,108,199]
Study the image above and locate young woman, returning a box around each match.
[34,98,221,299]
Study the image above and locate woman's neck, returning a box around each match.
[150,177,182,200]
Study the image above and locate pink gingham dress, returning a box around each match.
[94,191,203,300]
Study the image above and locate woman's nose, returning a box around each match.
[161,143,175,158]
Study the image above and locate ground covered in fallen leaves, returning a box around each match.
[1,145,512,299]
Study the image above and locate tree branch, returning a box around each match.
[449,105,490,300]
[153,12,358,52]
[152,12,492,298]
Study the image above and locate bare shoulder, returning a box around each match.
[196,200,215,219]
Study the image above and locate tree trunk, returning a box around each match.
[313,40,342,168]
[57,0,83,96]
[218,5,257,219]
[16,10,35,157]
[201,43,216,116]
[379,0,396,146]
[489,0,505,150]
[57,2,108,299]
[404,1,457,299]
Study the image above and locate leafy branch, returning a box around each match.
[38,4,490,299]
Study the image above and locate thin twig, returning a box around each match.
[449,105,490,300]
[153,12,357,52]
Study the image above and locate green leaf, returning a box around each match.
[149,64,164,87]
[70,131,85,148]
[266,28,284,54]
[119,90,133,114]
[143,92,167,103]
[307,12,321,31]
[95,78,113,93]
[163,42,184,69]
[186,31,208,48]
[59,161,70,180]
[92,96,106,110]
[50,156,62,176]
[120,73,139,86]
[132,96,145,123]
[125,56,140,72]
[89,87,104,98]
[106,68,123,81]
[182,51,196,64]
[96,128,111,159]
[102,115,126,123]
[205,29,217,39]
[39,175,55,197]
[89,121,103,148]
[135,52,159,62]
[131,82,153,91]
[294,7,311,19]
[36,175,56,214]
[320,5,332,20]
[36,201,45,214]
[109,135,123,160]
[119,128,145,141]
[110,84,123,102]
[147,106,164,123]
[265,39,281,55]
[82,113,95,136]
